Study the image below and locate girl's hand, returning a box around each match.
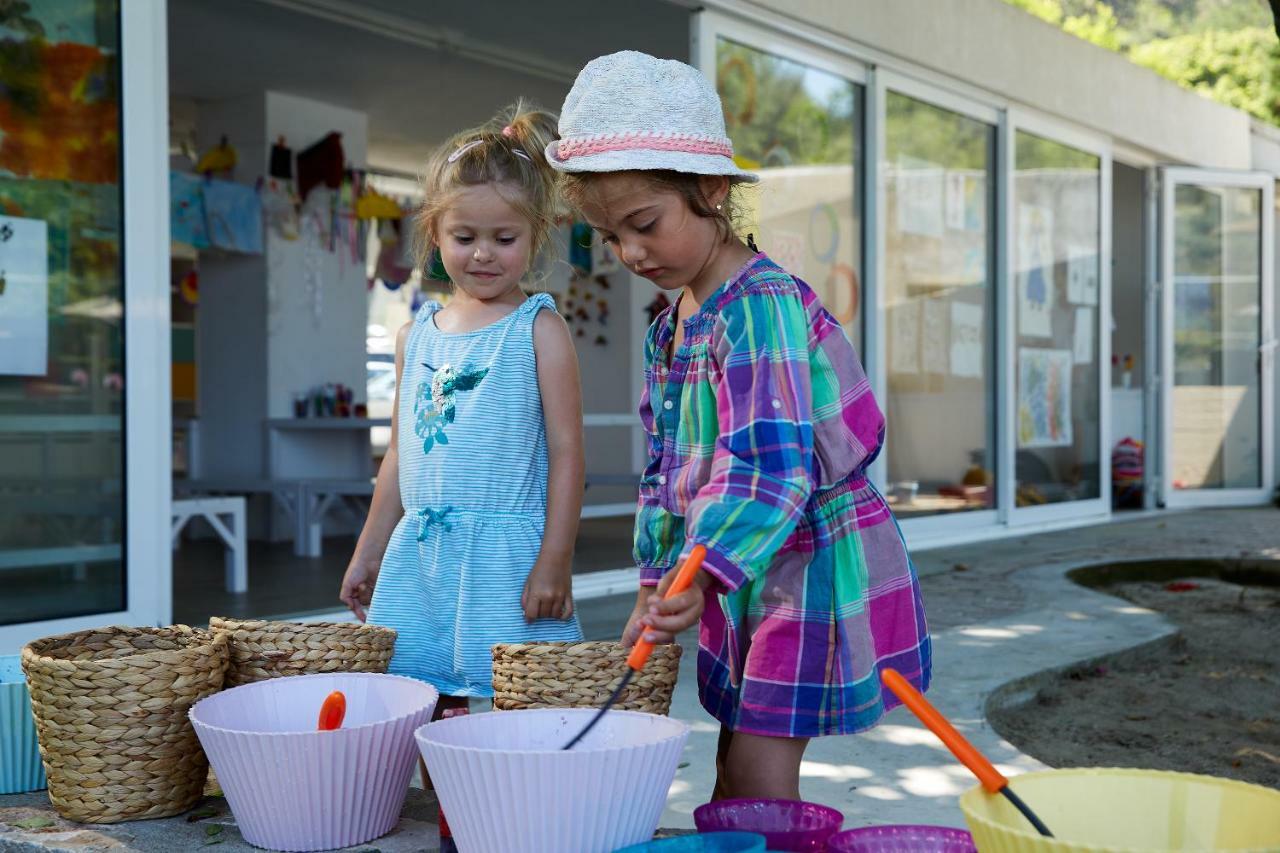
[637,565,711,644]
[621,598,651,648]
[522,556,574,623]
[339,557,379,622]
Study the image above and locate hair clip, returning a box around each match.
[447,139,484,163]
[512,149,531,161]
[502,125,516,138]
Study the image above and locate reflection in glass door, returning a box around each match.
[712,36,864,351]
[1162,170,1274,505]
[882,90,996,520]
[0,1,126,627]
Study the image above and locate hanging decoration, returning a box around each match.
[296,131,345,203]
[645,292,671,325]
[269,136,293,180]
[195,135,237,177]
[261,177,300,241]
[179,269,199,306]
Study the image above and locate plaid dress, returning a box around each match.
[636,253,931,738]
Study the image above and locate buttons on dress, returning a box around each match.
[771,398,782,409]
[658,474,668,485]
[663,400,674,410]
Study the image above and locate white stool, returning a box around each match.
[172,495,248,593]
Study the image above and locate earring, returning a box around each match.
[715,203,722,211]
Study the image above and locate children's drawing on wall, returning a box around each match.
[1018,346,1073,448]
[896,155,945,237]
[1066,244,1098,306]
[203,179,264,255]
[1017,203,1054,338]
[922,296,949,375]
[950,301,983,379]
[1073,306,1094,365]
[891,299,921,374]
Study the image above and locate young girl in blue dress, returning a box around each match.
[340,102,585,719]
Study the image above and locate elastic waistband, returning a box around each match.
[812,471,872,510]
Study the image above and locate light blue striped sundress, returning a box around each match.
[367,293,583,697]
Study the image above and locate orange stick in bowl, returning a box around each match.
[881,668,1052,837]
[317,690,347,731]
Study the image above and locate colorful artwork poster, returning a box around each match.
[1018,347,1073,448]
[204,179,263,255]
[0,215,49,375]
[1017,204,1054,338]
[170,171,209,249]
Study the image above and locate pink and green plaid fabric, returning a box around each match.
[635,253,931,737]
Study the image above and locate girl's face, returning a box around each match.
[436,183,534,302]
[578,173,728,294]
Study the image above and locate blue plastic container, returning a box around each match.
[614,831,768,852]
[0,654,46,794]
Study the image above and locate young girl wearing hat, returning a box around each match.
[548,52,932,801]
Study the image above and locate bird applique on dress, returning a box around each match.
[413,363,489,454]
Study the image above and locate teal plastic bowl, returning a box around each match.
[615,832,768,852]
[1,654,46,794]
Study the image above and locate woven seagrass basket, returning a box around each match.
[21,625,228,823]
[209,617,396,687]
[491,641,682,715]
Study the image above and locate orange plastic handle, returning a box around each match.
[626,545,707,671]
[317,690,347,731]
[881,668,1007,793]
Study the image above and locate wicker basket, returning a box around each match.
[209,617,396,687]
[491,641,682,715]
[21,625,228,823]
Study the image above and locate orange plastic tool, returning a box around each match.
[881,668,1052,837]
[563,545,707,750]
[317,690,347,731]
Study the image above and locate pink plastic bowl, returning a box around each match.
[826,824,977,853]
[190,672,438,852]
[693,799,843,852]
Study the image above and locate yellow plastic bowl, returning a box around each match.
[959,768,1280,852]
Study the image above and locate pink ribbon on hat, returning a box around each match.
[552,132,734,163]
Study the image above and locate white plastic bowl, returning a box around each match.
[417,708,689,853]
[190,672,438,852]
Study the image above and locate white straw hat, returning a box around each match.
[547,51,758,182]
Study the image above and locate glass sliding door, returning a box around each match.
[881,87,997,522]
[0,1,126,626]
[1161,169,1274,506]
[1011,129,1107,516]
[0,0,169,650]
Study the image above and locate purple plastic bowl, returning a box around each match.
[693,799,843,852]
[826,824,977,853]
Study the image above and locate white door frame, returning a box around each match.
[0,0,171,654]
[1160,167,1275,508]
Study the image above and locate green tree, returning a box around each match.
[1130,27,1280,122]
[1001,0,1280,126]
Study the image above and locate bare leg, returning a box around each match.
[419,696,471,787]
[712,725,734,801]
[722,731,809,800]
